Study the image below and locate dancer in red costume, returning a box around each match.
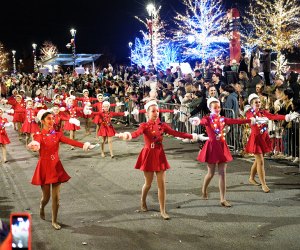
[21,98,40,146]
[0,108,13,163]
[93,101,128,158]
[116,100,202,219]
[76,89,97,135]
[51,106,66,132]
[27,109,95,230]
[189,97,256,207]
[245,93,299,193]
[34,89,51,110]
[92,94,118,138]
[2,94,25,138]
[62,97,82,149]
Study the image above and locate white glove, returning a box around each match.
[27,140,40,151]
[4,122,13,128]
[115,132,132,140]
[116,102,124,106]
[83,142,98,151]
[59,107,66,112]
[131,108,139,115]
[250,117,256,125]
[103,96,109,101]
[285,112,300,122]
[34,97,39,102]
[256,117,269,124]
[124,111,129,116]
[69,118,80,127]
[70,95,76,100]
[189,117,201,126]
[198,133,209,141]
[5,109,14,114]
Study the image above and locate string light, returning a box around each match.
[174,0,229,60]
[245,0,300,74]
[0,42,8,73]
[40,41,58,62]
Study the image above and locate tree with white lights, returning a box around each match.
[174,0,228,60]
[245,0,300,75]
[40,41,58,62]
[0,42,8,73]
[131,33,151,67]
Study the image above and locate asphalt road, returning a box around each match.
[0,121,300,250]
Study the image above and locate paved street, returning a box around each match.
[0,121,300,250]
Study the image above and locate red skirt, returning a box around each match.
[98,125,116,137]
[0,132,10,144]
[21,121,40,133]
[63,121,80,131]
[93,115,100,124]
[245,132,272,154]
[31,159,70,185]
[197,139,233,164]
[13,112,25,123]
[134,146,170,172]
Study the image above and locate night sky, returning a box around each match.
[0,0,241,65]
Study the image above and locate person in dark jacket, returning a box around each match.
[247,68,262,96]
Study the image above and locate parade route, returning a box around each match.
[0,123,300,250]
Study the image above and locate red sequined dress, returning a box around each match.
[0,118,11,144]
[21,108,40,133]
[197,114,250,164]
[245,109,285,154]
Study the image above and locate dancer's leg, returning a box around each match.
[141,171,154,212]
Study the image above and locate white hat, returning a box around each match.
[37,109,48,122]
[248,93,259,104]
[25,97,33,102]
[61,85,67,89]
[97,93,103,98]
[102,101,110,107]
[69,89,75,95]
[82,89,89,94]
[144,100,158,111]
[15,94,22,99]
[53,94,60,99]
[207,97,220,109]
[19,89,25,93]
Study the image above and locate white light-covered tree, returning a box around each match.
[131,34,151,67]
[156,42,180,70]
[0,42,8,73]
[174,0,228,60]
[245,0,300,75]
[40,41,58,62]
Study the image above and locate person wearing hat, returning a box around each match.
[21,98,40,146]
[92,94,117,138]
[63,97,83,149]
[0,107,13,163]
[27,109,96,230]
[76,89,97,135]
[245,93,299,193]
[34,89,51,110]
[92,101,128,158]
[116,100,202,220]
[52,94,65,108]
[2,94,26,138]
[189,97,255,207]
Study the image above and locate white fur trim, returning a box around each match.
[123,132,132,140]
[82,89,89,94]
[250,117,256,125]
[207,97,220,109]
[69,118,80,127]
[37,109,48,122]
[97,93,103,99]
[83,142,91,151]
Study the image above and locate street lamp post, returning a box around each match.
[146,3,155,68]
[12,50,16,74]
[32,43,37,72]
[70,28,77,71]
[128,42,133,66]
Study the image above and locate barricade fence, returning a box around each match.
[75,98,300,166]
